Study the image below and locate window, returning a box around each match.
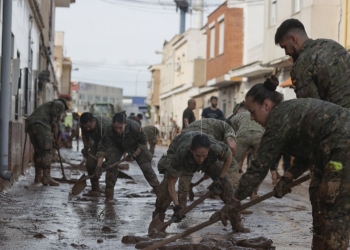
[79,94,85,100]
[219,21,225,55]
[270,0,277,26]
[293,0,302,14]
[103,97,108,102]
[95,96,100,102]
[88,95,93,102]
[210,27,215,59]
[110,97,115,103]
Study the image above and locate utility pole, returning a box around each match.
[174,0,189,34]
[0,0,13,180]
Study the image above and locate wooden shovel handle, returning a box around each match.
[156,191,212,231]
[190,177,205,187]
[144,174,311,250]
[87,153,126,179]
[239,173,310,211]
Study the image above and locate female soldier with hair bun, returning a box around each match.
[229,76,350,249]
[152,132,249,233]
[96,112,159,203]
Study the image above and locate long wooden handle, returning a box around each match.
[144,174,311,250]
[157,191,212,231]
[56,148,67,179]
[239,173,311,211]
[86,154,126,179]
[190,177,205,187]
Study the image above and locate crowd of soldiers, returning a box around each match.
[26,18,350,249]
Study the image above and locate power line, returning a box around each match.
[72,77,148,83]
[73,61,150,72]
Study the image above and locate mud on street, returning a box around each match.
[0,141,317,249]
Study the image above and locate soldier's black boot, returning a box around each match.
[86,178,103,197]
[42,169,59,186]
[34,166,43,183]
[104,187,115,204]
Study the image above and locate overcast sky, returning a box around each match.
[55,0,222,97]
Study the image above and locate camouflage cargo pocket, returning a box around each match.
[319,170,342,204]
[158,154,172,174]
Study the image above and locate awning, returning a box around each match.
[280,77,294,88]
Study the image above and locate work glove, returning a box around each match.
[273,176,293,198]
[125,153,136,162]
[210,202,240,227]
[81,147,89,157]
[172,205,184,223]
[209,177,225,195]
[94,166,103,178]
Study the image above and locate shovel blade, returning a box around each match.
[117,170,133,180]
[71,174,88,195]
[148,214,163,236]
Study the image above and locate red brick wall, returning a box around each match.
[206,4,243,81]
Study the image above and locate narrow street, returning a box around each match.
[0,141,315,249]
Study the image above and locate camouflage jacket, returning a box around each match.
[167,131,232,178]
[290,39,350,109]
[229,112,264,137]
[27,100,66,129]
[97,119,148,157]
[182,118,236,142]
[128,116,141,125]
[81,115,111,144]
[143,126,159,143]
[235,98,350,200]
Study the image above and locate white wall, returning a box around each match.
[263,0,342,64]
[11,1,41,117]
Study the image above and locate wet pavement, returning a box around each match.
[0,140,328,249]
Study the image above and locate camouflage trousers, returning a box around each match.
[101,147,159,188]
[27,123,53,170]
[234,131,263,171]
[309,150,350,249]
[148,142,157,155]
[86,143,112,187]
[154,160,237,215]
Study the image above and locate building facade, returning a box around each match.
[72,82,123,114]
[0,0,74,189]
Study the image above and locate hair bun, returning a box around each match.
[263,75,279,91]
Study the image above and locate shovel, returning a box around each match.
[143,174,311,250]
[188,177,205,201]
[71,157,127,195]
[148,190,212,236]
[88,153,134,181]
[52,147,82,184]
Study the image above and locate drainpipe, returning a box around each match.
[0,0,13,180]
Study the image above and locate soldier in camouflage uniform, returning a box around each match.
[275,19,350,248]
[96,112,159,203]
[275,19,350,106]
[176,118,238,207]
[153,132,249,232]
[80,112,111,197]
[228,102,265,199]
[27,99,68,186]
[231,79,350,249]
[142,125,159,155]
